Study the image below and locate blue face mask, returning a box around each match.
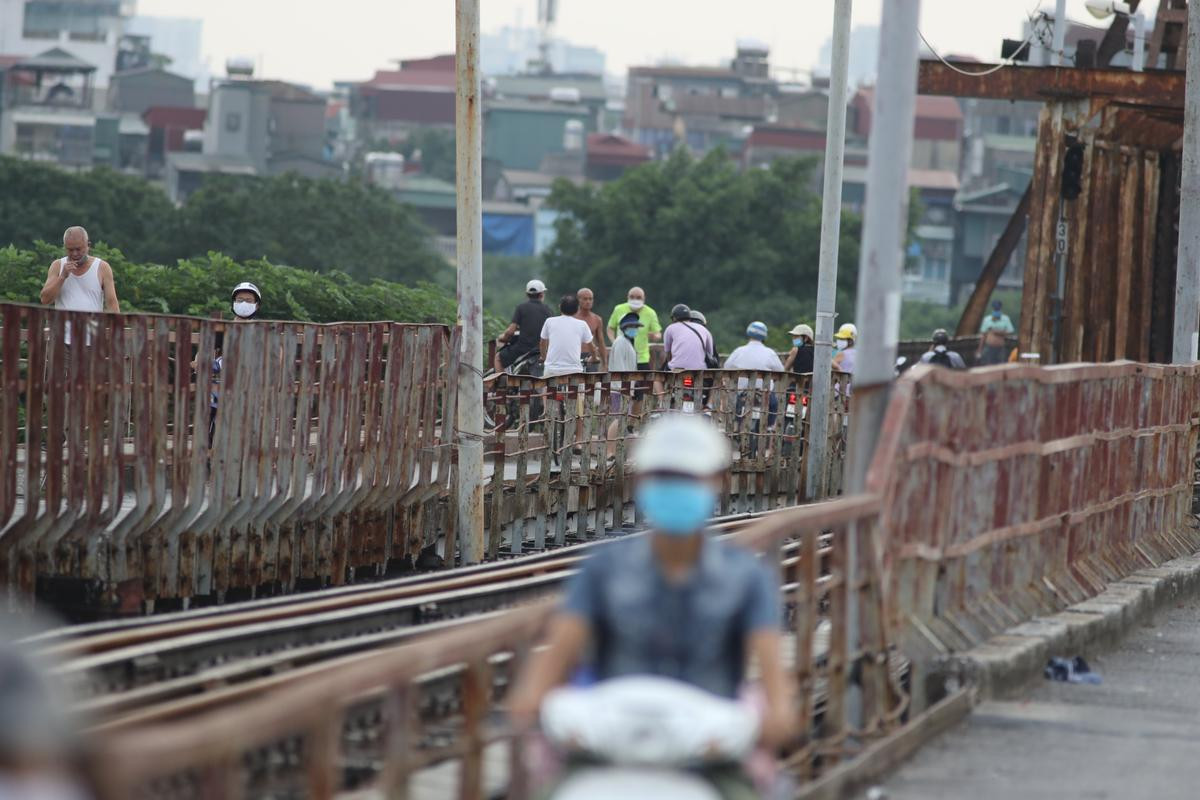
[793,338,805,347]
[635,479,716,536]
[623,328,638,340]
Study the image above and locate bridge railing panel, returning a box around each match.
[0,303,459,611]
[873,362,1200,657]
[89,495,904,797]
[481,368,852,555]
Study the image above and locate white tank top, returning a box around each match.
[55,258,104,345]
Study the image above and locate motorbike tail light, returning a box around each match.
[788,393,797,405]
[683,376,694,388]
[802,395,809,406]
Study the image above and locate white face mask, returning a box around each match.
[233,300,258,318]
[628,299,645,310]
[835,339,849,351]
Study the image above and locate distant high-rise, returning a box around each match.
[815,24,879,88]
[481,26,604,76]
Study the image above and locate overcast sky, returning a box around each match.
[136,1,1121,89]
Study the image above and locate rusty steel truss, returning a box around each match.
[919,56,1186,362]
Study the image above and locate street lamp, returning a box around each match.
[1083,0,1145,71]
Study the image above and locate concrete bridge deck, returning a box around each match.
[876,594,1200,800]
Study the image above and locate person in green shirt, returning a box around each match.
[606,286,662,369]
[978,300,1015,366]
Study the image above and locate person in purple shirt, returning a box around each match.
[662,303,716,370]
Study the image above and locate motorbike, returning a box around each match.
[540,676,761,800]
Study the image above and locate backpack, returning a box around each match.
[928,347,954,368]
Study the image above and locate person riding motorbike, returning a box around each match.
[494,279,552,375]
[509,414,796,798]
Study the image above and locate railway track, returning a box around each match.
[37,512,818,733]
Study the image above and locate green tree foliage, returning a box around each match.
[0,156,446,286]
[397,128,456,184]
[543,149,863,351]
[171,173,446,284]
[2,242,503,335]
[0,158,176,262]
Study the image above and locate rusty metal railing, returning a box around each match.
[481,369,852,556]
[1,303,855,613]
[0,303,461,612]
[88,495,904,798]
[873,362,1200,657]
[80,361,1200,796]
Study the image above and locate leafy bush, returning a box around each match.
[1,242,504,336]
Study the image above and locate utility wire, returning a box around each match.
[918,11,1045,77]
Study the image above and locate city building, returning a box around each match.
[489,73,609,131]
[850,87,963,172]
[166,76,336,201]
[142,104,204,177]
[741,124,830,172]
[0,47,98,167]
[950,96,1041,303]
[846,85,964,303]
[349,55,454,146]
[584,132,650,181]
[0,0,131,86]
[483,97,590,172]
[108,65,192,114]
[623,42,776,158]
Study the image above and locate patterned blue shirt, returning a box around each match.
[562,535,780,698]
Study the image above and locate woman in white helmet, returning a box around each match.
[193,281,262,445]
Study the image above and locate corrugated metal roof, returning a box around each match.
[493,74,608,102]
[14,47,95,73]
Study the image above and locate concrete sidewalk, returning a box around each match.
[875,595,1200,800]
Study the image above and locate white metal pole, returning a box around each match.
[1132,11,1146,72]
[845,0,921,495]
[456,0,486,563]
[1173,0,1200,363]
[1051,0,1067,66]
[806,0,853,501]
[844,0,921,733]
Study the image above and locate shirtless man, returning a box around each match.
[575,287,608,371]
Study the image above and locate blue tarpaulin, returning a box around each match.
[482,213,535,256]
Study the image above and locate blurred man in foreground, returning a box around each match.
[510,414,795,796]
[0,623,92,799]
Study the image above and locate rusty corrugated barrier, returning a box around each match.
[0,304,461,612]
[874,362,1200,657]
[79,360,1200,796]
[90,496,904,798]
[1,304,853,612]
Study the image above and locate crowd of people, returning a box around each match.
[492,280,880,380]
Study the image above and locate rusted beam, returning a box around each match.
[955,185,1031,338]
[917,60,1185,108]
